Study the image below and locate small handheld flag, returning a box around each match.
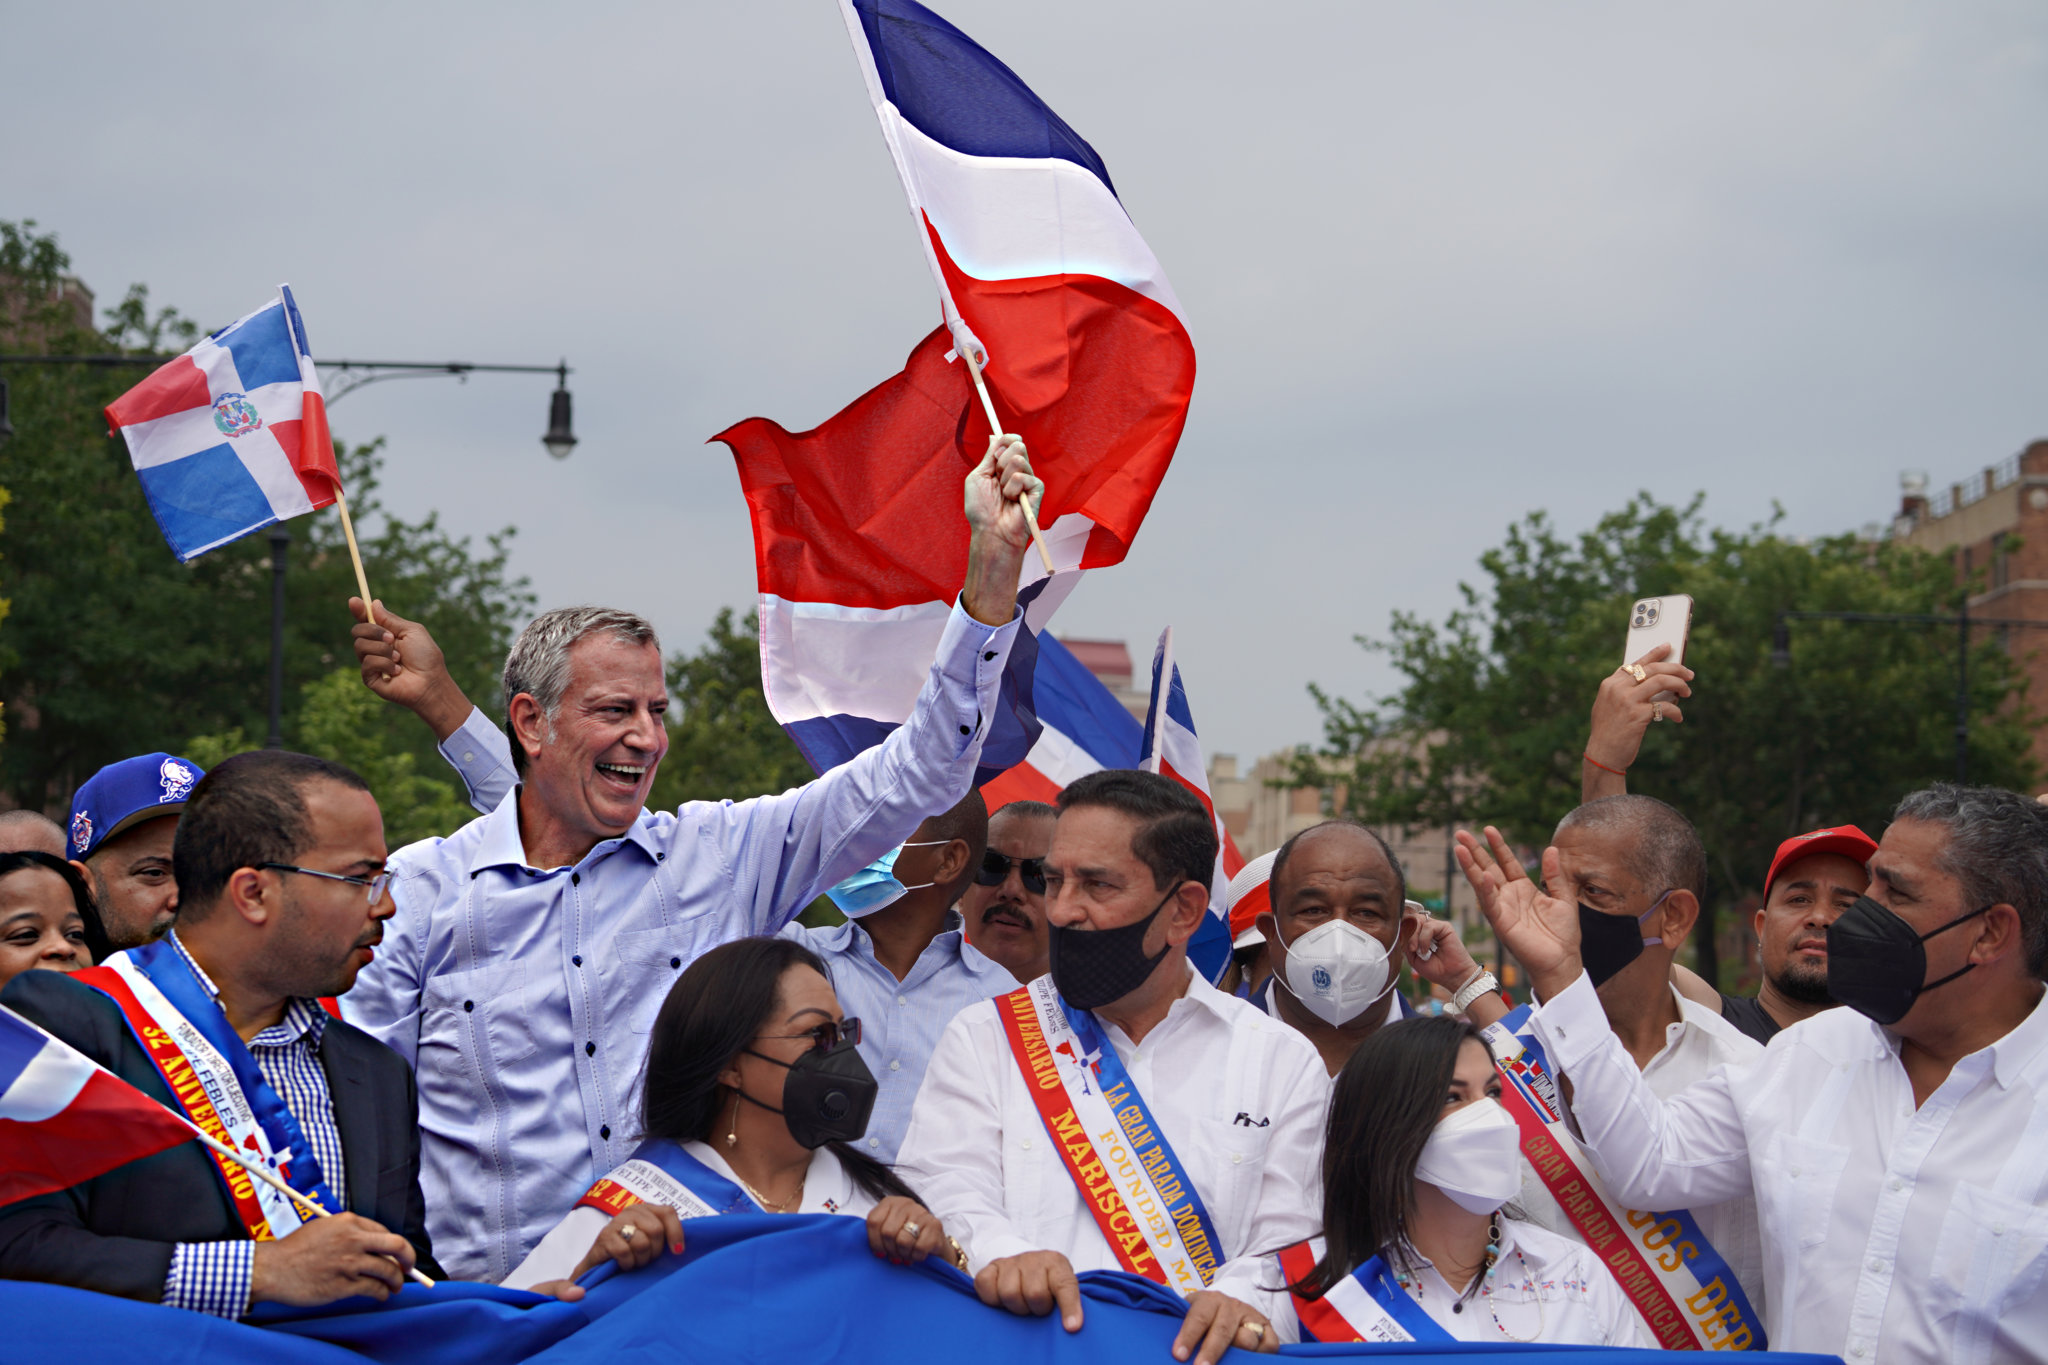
[105,286,372,604]
[0,1002,198,1204]
[1140,628,1248,980]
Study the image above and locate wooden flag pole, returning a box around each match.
[962,350,1056,576]
[332,486,375,613]
[178,1112,435,1286]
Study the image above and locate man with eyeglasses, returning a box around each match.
[961,799,1055,984]
[0,751,443,1317]
[780,789,1017,1162]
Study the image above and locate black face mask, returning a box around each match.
[1049,881,1183,1011]
[739,1038,879,1149]
[1579,893,1670,988]
[1826,895,1990,1026]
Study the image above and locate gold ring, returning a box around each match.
[1244,1323,1266,1343]
[902,1221,921,1238]
[619,1224,637,1241]
[1625,663,1648,683]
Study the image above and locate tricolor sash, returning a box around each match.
[995,977,1224,1294]
[1276,1238,1453,1345]
[72,938,339,1241]
[1483,1005,1766,1351]
[573,1139,756,1221]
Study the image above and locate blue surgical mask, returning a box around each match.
[826,841,947,918]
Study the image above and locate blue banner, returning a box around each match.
[0,1214,1842,1364]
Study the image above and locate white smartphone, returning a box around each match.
[1623,595,1693,702]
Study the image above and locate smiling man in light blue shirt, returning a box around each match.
[342,438,1043,1281]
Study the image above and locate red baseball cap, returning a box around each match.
[1763,825,1878,899]
[1226,850,1279,946]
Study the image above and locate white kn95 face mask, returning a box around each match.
[1277,918,1397,1026]
[1412,1098,1523,1215]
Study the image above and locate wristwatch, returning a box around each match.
[1450,969,1500,1016]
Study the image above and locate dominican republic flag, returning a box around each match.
[714,0,1193,780]
[105,286,339,562]
[0,1004,196,1204]
[1139,628,1247,974]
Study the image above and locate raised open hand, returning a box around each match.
[1456,831,1584,1001]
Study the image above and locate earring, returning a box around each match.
[726,1092,740,1149]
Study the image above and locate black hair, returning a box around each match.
[0,850,104,964]
[1055,769,1216,891]
[1292,1015,1495,1301]
[641,936,919,1207]
[172,751,370,919]
[914,788,989,905]
[1556,794,1707,903]
[1269,820,1408,908]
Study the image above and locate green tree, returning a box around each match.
[185,668,476,848]
[1298,493,2038,985]
[651,607,838,925]
[648,607,815,810]
[0,220,533,811]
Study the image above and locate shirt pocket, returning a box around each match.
[1928,1182,2048,1334]
[608,928,687,1034]
[422,964,538,1065]
[1193,1113,1277,1258]
[1750,1128,1849,1253]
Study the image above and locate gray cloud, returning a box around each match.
[12,1,2047,763]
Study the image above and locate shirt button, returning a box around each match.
[1021,1137,1034,1150]
[869,1138,880,1149]
[1994,1223,2008,1236]
[958,725,971,736]
[463,1000,474,1012]
[572,872,581,886]
[1868,1258,1884,1273]
[600,1125,611,1140]
[1851,1346,1866,1359]
[572,955,583,967]
[897,995,907,1006]
[462,751,475,762]
[1789,1166,1802,1177]
[889,1060,902,1071]
[983,651,996,661]
[671,957,682,969]
[585,1041,596,1056]
[1231,1153,1243,1165]
[1889,1178,1904,1192]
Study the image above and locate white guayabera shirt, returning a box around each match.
[1530,971,2048,1365]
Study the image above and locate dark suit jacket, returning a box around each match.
[0,968,444,1302]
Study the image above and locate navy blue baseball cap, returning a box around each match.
[68,753,206,860]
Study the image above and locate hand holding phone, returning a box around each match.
[1623,595,1694,704]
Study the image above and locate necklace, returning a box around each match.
[1393,1217,1545,1343]
[735,1171,805,1212]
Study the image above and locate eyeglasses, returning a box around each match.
[259,862,392,905]
[762,1017,862,1052]
[976,850,1047,894]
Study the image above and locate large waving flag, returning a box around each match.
[105,285,338,562]
[1139,628,1247,977]
[0,1004,196,1204]
[713,1,1194,779]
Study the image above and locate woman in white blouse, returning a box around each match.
[1251,1016,1645,1347]
[510,936,960,1294]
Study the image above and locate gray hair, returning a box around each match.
[1555,794,1707,902]
[1892,784,2048,977]
[502,606,659,770]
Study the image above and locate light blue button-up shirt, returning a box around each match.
[342,600,1019,1282]
[779,911,1018,1165]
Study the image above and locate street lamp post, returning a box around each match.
[1770,605,2048,785]
[268,526,290,749]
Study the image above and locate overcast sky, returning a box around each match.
[12,2,2047,764]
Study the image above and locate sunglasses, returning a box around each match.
[976,850,1047,894]
[763,1017,862,1052]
